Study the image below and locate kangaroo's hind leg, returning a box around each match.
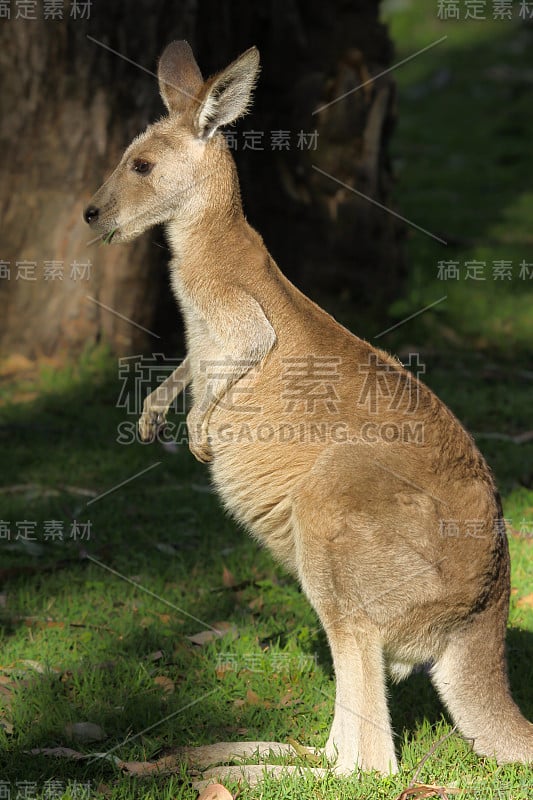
[292,466,398,774]
[430,571,533,764]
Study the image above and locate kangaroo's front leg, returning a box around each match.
[187,291,276,463]
[139,356,191,442]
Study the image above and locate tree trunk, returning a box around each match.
[0,0,404,360]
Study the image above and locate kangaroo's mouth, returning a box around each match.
[102,227,118,245]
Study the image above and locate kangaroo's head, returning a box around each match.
[83,41,260,244]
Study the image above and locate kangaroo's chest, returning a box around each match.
[170,273,222,401]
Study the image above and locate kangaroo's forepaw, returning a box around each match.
[189,437,213,463]
[186,413,213,463]
[138,407,167,442]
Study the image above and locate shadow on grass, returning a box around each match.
[392,626,533,739]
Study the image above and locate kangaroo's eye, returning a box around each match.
[132,159,154,175]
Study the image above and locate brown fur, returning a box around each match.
[84,41,533,774]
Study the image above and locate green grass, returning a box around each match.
[1,3,533,798]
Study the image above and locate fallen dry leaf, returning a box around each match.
[222,566,236,588]
[246,688,262,706]
[278,691,301,708]
[0,353,35,375]
[235,689,270,708]
[197,783,233,800]
[516,593,533,609]
[0,718,13,734]
[64,721,106,743]
[188,630,220,646]
[147,650,164,662]
[22,617,65,630]
[215,663,233,680]
[394,783,461,800]
[187,622,238,646]
[154,675,175,694]
[26,746,120,766]
[27,746,87,760]
[21,659,48,674]
[0,684,13,707]
[248,596,264,612]
[155,542,179,556]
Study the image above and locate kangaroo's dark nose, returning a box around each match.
[84,205,99,224]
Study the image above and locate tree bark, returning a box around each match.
[0,0,404,360]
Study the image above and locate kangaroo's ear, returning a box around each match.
[195,47,260,140]
[158,40,204,115]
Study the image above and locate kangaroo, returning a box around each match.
[84,41,533,775]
